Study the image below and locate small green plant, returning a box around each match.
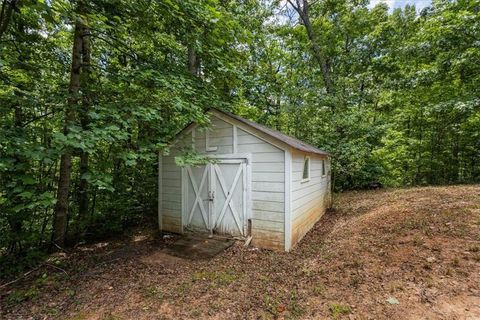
[329,303,351,319]
[176,281,192,295]
[445,267,454,276]
[387,281,404,293]
[102,313,122,320]
[452,257,460,267]
[6,286,40,307]
[144,286,163,299]
[287,290,305,318]
[413,235,424,246]
[350,275,362,288]
[313,284,325,296]
[6,290,27,306]
[35,273,49,287]
[350,259,363,269]
[263,294,281,316]
[190,310,201,317]
[423,263,432,270]
[425,277,435,288]
[192,270,239,286]
[468,245,479,253]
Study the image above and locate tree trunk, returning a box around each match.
[7,8,28,253]
[52,8,84,248]
[0,0,20,41]
[287,0,335,94]
[78,16,92,222]
[187,46,200,76]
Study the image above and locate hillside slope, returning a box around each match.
[1,185,479,319]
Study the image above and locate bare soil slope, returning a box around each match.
[1,185,479,319]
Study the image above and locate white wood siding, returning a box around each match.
[290,151,331,247]
[160,134,191,233]
[237,128,285,250]
[194,116,233,154]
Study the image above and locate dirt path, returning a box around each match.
[1,185,479,319]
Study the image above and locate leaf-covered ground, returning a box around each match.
[1,185,479,319]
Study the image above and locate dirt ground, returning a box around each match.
[1,185,479,319]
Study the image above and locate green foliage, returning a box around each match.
[235,0,479,190]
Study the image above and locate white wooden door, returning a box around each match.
[184,160,247,236]
[184,165,211,232]
[211,160,246,236]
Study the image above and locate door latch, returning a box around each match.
[208,191,215,201]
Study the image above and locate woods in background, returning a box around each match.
[0,0,478,271]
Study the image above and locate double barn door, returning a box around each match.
[183,159,247,236]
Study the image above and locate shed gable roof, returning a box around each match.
[177,108,329,156]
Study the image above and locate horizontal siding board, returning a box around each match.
[195,136,233,146]
[237,143,281,153]
[163,171,181,180]
[293,198,322,220]
[195,127,232,137]
[163,178,181,187]
[252,172,284,183]
[163,165,180,172]
[252,181,284,193]
[252,200,284,212]
[162,209,182,218]
[292,179,325,194]
[211,127,233,137]
[251,239,284,251]
[292,182,327,203]
[162,194,181,203]
[251,210,284,222]
[251,219,284,232]
[252,191,284,202]
[251,228,284,242]
[163,201,181,211]
[292,170,323,182]
[163,186,181,193]
[195,144,233,155]
[209,136,233,146]
[216,145,233,154]
[211,118,232,129]
[292,190,326,212]
[164,198,181,204]
[251,152,284,163]
[251,162,284,173]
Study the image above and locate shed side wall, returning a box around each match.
[291,152,331,247]
[236,128,285,251]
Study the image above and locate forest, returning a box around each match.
[0,0,479,274]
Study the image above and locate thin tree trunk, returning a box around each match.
[287,0,335,94]
[52,8,84,248]
[7,12,28,253]
[187,46,200,76]
[0,0,20,41]
[78,16,92,223]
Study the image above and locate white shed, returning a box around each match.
[158,109,332,251]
